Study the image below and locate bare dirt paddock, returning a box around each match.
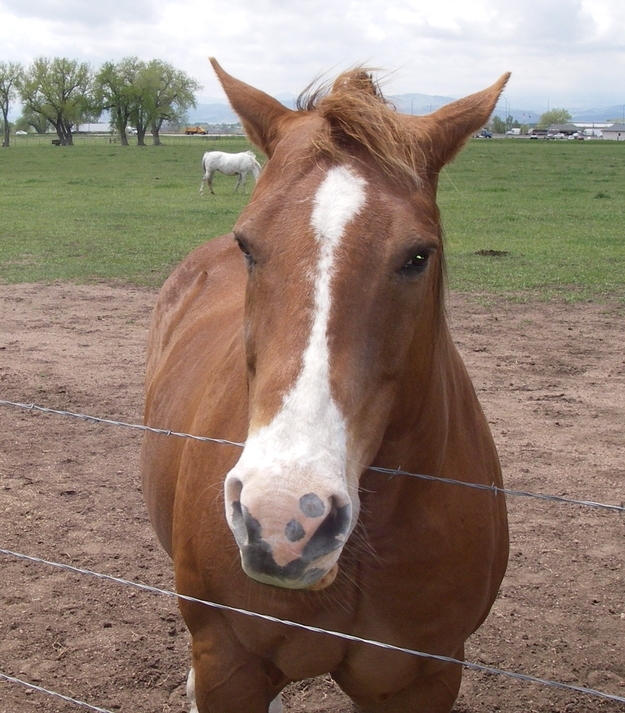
[0,282,623,713]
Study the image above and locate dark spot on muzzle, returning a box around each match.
[299,492,325,518]
[285,519,306,542]
[230,499,352,586]
[302,500,351,561]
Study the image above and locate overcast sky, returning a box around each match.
[1,0,625,110]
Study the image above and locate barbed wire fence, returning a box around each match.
[2,400,623,513]
[1,398,624,712]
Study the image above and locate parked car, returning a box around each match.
[475,129,493,138]
[15,130,27,135]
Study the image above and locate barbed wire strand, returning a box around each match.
[0,399,244,448]
[0,672,115,713]
[369,465,625,513]
[2,548,624,705]
[1,398,623,514]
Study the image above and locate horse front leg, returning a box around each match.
[185,610,286,713]
[347,655,463,713]
[188,668,283,713]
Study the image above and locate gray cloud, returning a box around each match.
[1,0,625,106]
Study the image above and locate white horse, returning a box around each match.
[199,150,262,195]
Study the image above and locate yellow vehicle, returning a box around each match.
[184,126,207,135]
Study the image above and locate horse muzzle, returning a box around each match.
[225,474,352,590]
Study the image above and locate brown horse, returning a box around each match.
[141,59,510,713]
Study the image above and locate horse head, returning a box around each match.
[211,58,508,590]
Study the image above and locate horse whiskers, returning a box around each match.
[347,527,384,571]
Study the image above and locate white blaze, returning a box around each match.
[231,165,367,492]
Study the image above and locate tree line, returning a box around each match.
[0,57,201,147]
[489,108,572,135]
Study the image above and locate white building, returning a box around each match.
[573,122,612,138]
[601,123,625,140]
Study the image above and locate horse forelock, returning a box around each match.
[296,68,431,190]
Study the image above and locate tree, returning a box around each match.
[15,108,50,134]
[20,57,96,146]
[94,58,201,146]
[0,61,23,147]
[128,68,152,147]
[538,108,572,128]
[95,57,145,146]
[143,60,200,146]
[491,115,505,134]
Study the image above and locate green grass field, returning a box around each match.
[1,136,624,301]
[439,139,625,301]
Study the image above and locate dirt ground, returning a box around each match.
[0,282,623,713]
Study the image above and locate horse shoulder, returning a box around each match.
[142,234,247,555]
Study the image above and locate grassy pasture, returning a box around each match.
[1,137,624,300]
[439,139,625,301]
[0,136,256,286]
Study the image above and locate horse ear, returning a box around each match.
[414,73,510,173]
[209,58,295,157]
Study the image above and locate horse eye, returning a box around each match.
[400,252,430,275]
[234,236,255,268]
[235,237,249,255]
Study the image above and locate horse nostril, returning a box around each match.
[302,496,351,562]
[230,499,263,548]
[226,478,263,547]
[229,499,247,545]
[226,476,243,505]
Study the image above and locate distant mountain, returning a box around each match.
[489,105,625,125]
[188,103,238,124]
[393,97,625,125]
[570,106,625,123]
[388,92,456,115]
[190,93,297,124]
[187,94,625,126]
[188,91,455,124]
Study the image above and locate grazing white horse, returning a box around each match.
[199,150,262,195]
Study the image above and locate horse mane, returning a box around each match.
[297,68,427,188]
